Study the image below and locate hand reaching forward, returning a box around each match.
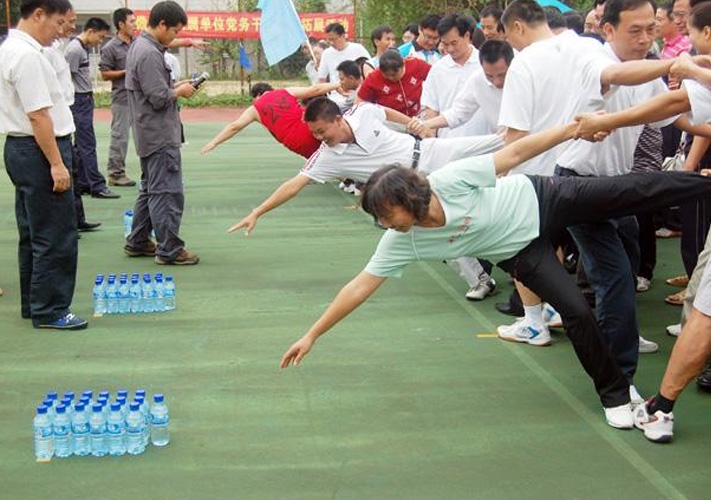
[228,211,259,236]
[573,111,612,141]
[280,335,316,368]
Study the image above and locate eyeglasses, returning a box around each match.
[672,10,688,19]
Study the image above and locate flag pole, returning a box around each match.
[290,0,315,63]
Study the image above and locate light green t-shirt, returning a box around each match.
[365,154,540,278]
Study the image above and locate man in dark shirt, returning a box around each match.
[123,0,199,265]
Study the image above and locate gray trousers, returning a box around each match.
[126,147,185,261]
[682,225,711,325]
[107,101,132,178]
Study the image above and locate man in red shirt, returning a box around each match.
[356,50,431,117]
[201,81,342,158]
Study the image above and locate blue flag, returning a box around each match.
[238,44,253,71]
[258,0,308,66]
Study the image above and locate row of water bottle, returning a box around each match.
[34,389,170,461]
[93,273,176,316]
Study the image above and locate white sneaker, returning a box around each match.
[666,323,681,337]
[636,276,651,292]
[634,403,674,443]
[629,385,644,409]
[542,302,563,328]
[638,336,659,354]
[604,403,634,429]
[465,279,496,301]
[497,318,552,346]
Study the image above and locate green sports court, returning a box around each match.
[1,116,709,500]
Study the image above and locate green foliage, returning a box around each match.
[0,0,21,35]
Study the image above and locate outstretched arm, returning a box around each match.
[280,271,387,368]
[493,122,577,175]
[287,81,342,100]
[228,174,312,236]
[600,58,673,88]
[201,106,260,154]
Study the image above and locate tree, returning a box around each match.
[0,0,21,37]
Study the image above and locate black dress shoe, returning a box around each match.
[91,189,120,199]
[495,301,524,317]
[78,221,102,232]
[697,364,711,392]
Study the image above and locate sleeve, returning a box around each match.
[419,65,439,111]
[683,79,711,125]
[442,71,481,129]
[497,61,534,130]
[364,231,413,278]
[64,43,81,74]
[357,73,377,102]
[299,145,335,183]
[317,49,331,80]
[136,50,176,111]
[13,52,54,113]
[98,43,115,71]
[435,153,497,189]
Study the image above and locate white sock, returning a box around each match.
[523,304,544,329]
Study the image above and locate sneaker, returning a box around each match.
[655,227,681,238]
[629,385,645,409]
[638,336,659,354]
[634,403,674,443]
[666,323,681,337]
[91,189,121,199]
[35,312,88,331]
[604,403,634,429]
[497,318,552,346]
[636,276,651,292]
[155,249,200,266]
[541,302,563,328]
[124,241,157,257]
[465,278,496,301]
[696,364,711,392]
[108,175,136,187]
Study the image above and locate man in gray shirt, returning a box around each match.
[123,0,199,265]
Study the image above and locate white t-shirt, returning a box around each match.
[164,52,181,84]
[557,44,674,177]
[442,69,503,134]
[420,47,490,137]
[44,40,75,105]
[498,30,612,175]
[684,79,711,125]
[0,29,74,137]
[364,153,540,278]
[317,42,371,84]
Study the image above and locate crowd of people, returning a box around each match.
[3,0,711,446]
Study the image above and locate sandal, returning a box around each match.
[665,275,689,287]
[665,288,687,306]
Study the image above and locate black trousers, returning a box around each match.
[4,136,78,325]
[498,171,711,407]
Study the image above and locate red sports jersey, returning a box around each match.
[255,89,321,158]
[357,58,431,117]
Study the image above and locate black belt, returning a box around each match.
[412,139,421,169]
[554,166,580,177]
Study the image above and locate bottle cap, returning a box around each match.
[153,394,164,403]
[134,396,145,404]
[36,405,48,414]
[99,391,110,399]
[135,389,146,397]
[110,403,121,412]
[43,398,54,408]
[46,391,58,400]
[63,391,75,400]
[129,402,140,411]
[82,390,93,399]
[117,389,128,398]
[75,403,86,412]
[92,404,103,413]
[56,405,67,414]
[166,275,174,282]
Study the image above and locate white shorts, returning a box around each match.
[694,257,711,316]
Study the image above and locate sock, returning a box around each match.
[523,304,544,329]
[647,393,675,414]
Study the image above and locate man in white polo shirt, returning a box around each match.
[0,0,87,330]
[317,22,370,108]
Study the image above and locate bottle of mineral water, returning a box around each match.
[163,275,176,311]
[129,274,142,314]
[89,404,108,457]
[106,403,126,456]
[53,404,72,458]
[154,273,165,312]
[42,398,56,421]
[118,274,130,314]
[124,210,133,238]
[141,273,155,313]
[93,275,107,316]
[81,390,93,408]
[33,405,54,460]
[107,275,119,314]
[134,391,150,446]
[150,394,170,446]
[71,403,90,457]
[125,402,146,455]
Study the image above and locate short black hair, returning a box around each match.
[563,11,585,34]
[480,4,504,21]
[658,1,674,15]
[544,6,567,29]
[601,0,655,28]
[148,1,187,29]
[502,0,547,27]
[403,22,419,37]
[361,165,432,225]
[472,27,486,48]
[84,17,111,33]
[379,49,404,73]
[479,39,514,65]
[419,14,442,31]
[304,97,342,123]
[690,2,711,29]
[337,59,361,79]
[370,24,393,48]
[250,82,273,99]
[113,8,134,31]
[325,22,346,36]
[20,0,72,18]
[437,13,475,37]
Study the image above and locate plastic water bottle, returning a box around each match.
[134,392,150,446]
[93,275,107,316]
[124,210,134,238]
[150,394,170,446]
[46,391,58,403]
[81,390,93,408]
[154,273,165,312]
[106,275,119,314]
[89,404,108,457]
[42,398,56,421]
[33,405,54,460]
[163,275,176,311]
[53,404,72,458]
[129,274,142,314]
[106,403,126,456]
[125,402,146,455]
[71,403,90,456]
[118,274,130,314]
[141,273,155,313]
[60,397,74,417]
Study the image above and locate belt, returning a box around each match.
[412,138,421,169]
[554,165,581,177]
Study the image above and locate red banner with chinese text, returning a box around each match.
[133,11,354,40]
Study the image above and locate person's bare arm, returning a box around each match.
[503,127,529,146]
[494,123,576,175]
[421,106,438,120]
[27,108,70,193]
[600,58,673,88]
[683,136,711,172]
[287,81,341,100]
[100,69,126,81]
[673,115,711,140]
[201,106,260,154]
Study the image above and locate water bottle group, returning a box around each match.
[93,272,176,316]
[33,389,170,460]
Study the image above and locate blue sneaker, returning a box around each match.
[36,313,88,331]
